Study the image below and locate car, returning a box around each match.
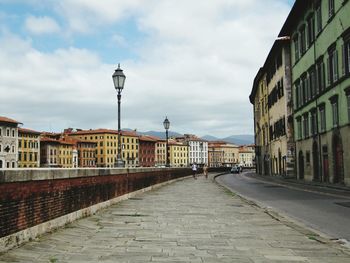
[230,165,240,174]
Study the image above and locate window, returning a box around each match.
[296,117,302,139]
[309,67,316,98]
[310,109,317,135]
[307,14,315,47]
[303,113,309,138]
[6,128,10,137]
[12,130,15,137]
[328,0,335,18]
[343,38,350,75]
[330,96,339,127]
[316,4,322,33]
[316,58,325,93]
[300,26,306,55]
[0,128,2,136]
[328,47,338,85]
[347,93,350,122]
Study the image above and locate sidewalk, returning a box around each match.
[247,172,350,198]
[1,173,350,263]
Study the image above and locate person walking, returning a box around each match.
[191,163,197,179]
[203,164,208,179]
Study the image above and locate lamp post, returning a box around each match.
[112,64,126,168]
[163,117,170,167]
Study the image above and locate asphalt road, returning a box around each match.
[216,172,350,242]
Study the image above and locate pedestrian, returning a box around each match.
[203,164,208,179]
[191,163,197,179]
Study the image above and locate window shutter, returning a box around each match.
[334,50,339,81]
[341,44,345,76]
[327,57,331,86]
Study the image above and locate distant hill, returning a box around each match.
[124,129,254,145]
[138,130,183,140]
[201,134,254,146]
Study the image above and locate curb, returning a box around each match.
[214,173,350,255]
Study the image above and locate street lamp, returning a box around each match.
[163,117,170,167]
[112,63,126,168]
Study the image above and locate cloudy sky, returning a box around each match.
[0,0,294,137]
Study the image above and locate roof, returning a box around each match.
[278,1,311,37]
[68,129,119,135]
[19,127,41,135]
[40,137,61,144]
[0,116,22,125]
[139,135,158,142]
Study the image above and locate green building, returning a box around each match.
[279,0,350,185]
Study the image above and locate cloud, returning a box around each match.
[0,0,292,137]
[25,15,61,35]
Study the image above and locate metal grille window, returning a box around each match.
[316,4,322,33]
[328,0,335,18]
[319,105,326,132]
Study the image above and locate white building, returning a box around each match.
[0,116,21,169]
[239,145,256,168]
[175,134,208,166]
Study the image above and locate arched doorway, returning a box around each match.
[312,141,319,181]
[332,133,344,184]
[298,151,304,180]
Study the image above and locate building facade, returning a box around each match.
[40,138,60,167]
[121,131,139,168]
[280,0,350,184]
[0,116,21,169]
[250,39,295,177]
[175,134,208,166]
[208,141,239,167]
[139,135,157,167]
[155,139,167,167]
[169,140,189,167]
[239,145,256,168]
[18,128,41,168]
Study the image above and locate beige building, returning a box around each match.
[250,39,295,177]
[239,145,255,168]
[208,141,239,167]
[18,128,41,168]
[155,139,167,167]
[0,116,21,169]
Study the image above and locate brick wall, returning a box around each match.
[0,168,192,239]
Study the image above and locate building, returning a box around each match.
[58,140,75,168]
[155,139,167,167]
[169,140,189,167]
[40,137,60,167]
[18,128,41,168]
[250,38,295,177]
[0,116,21,169]
[175,134,208,166]
[139,135,157,167]
[239,145,256,168]
[208,141,239,167]
[121,130,139,168]
[279,0,350,184]
[250,68,271,175]
[66,129,118,168]
[75,140,97,167]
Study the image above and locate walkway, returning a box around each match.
[1,174,350,263]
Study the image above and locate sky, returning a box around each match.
[0,0,294,138]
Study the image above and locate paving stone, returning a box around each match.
[1,173,350,262]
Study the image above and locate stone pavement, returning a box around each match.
[1,174,350,263]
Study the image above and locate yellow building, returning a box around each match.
[58,141,74,168]
[67,129,118,168]
[66,129,139,168]
[250,68,270,175]
[155,139,166,167]
[18,128,41,168]
[208,141,239,167]
[169,140,188,167]
[121,130,139,168]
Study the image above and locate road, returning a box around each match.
[216,172,350,242]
